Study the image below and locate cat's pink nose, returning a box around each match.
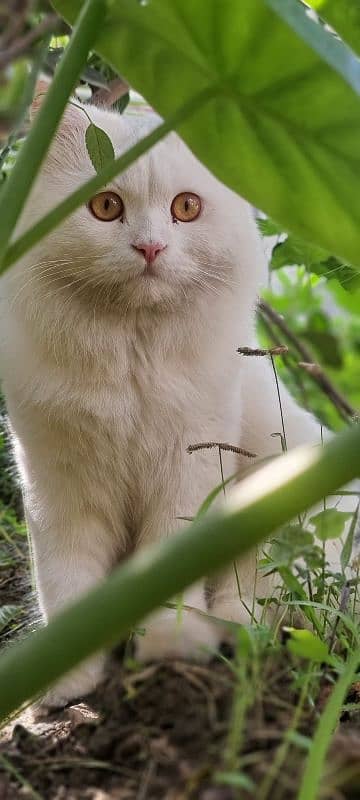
[132,242,166,264]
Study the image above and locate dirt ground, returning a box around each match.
[1,645,360,800]
[1,519,360,799]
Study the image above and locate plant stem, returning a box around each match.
[259,300,356,420]
[298,646,360,800]
[258,667,312,800]
[0,0,106,264]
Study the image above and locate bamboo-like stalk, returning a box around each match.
[0,0,106,264]
[0,426,359,722]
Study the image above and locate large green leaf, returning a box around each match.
[52,0,360,268]
[307,0,360,57]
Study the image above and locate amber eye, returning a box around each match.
[171,192,201,222]
[89,191,124,221]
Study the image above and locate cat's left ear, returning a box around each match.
[30,78,51,119]
[30,78,86,134]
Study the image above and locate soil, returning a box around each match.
[1,525,360,799]
[1,648,360,800]
[0,652,235,800]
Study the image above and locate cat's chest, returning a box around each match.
[17,316,234,435]
[34,344,201,433]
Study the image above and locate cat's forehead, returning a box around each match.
[88,106,216,194]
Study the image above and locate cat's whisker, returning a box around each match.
[10,265,88,308]
[196,266,239,287]
[189,275,223,298]
[9,267,73,308]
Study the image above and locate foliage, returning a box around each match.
[0,4,359,794]
[258,219,360,430]
[51,0,360,270]
[306,0,360,56]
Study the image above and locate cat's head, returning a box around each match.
[18,84,266,313]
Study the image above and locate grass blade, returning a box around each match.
[297,646,360,800]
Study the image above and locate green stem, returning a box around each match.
[298,646,360,800]
[0,427,359,722]
[0,35,51,170]
[1,87,215,272]
[0,0,106,264]
[258,667,312,800]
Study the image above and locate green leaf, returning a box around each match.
[270,234,360,292]
[271,236,330,271]
[313,258,360,292]
[113,91,130,114]
[310,508,354,541]
[85,122,114,173]
[216,771,256,791]
[341,503,359,571]
[270,524,314,567]
[302,329,342,368]
[278,566,321,632]
[53,0,360,269]
[286,730,312,751]
[284,627,334,664]
[257,217,283,237]
[195,471,238,519]
[307,0,360,58]
[299,646,360,800]
[265,0,360,91]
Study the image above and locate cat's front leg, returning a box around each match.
[27,508,118,706]
[134,480,222,663]
[210,552,274,629]
[135,582,220,663]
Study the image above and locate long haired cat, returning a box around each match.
[0,84,349,705]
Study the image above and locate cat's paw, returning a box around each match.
[210,596,264,639]
[211,596,254,625]
[41,655,105,708]
[135,609,220,663]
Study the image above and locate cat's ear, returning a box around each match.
[30,78,86,134]
[30,78,52,120]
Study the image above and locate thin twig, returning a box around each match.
[299,362,356,422]
[258,299,357,420]
[238,345,288,356]
[187,441,257,458]
[270,354,287,451]
[0,15,59,70]
[136,759,156,800]
[328,583,351,655]
[259,300,318,362]
[258,313,310,409]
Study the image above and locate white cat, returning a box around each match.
[0,87,349,705]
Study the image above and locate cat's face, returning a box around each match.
[21,99,264,312]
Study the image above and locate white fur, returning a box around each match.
[0,99,353,704]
